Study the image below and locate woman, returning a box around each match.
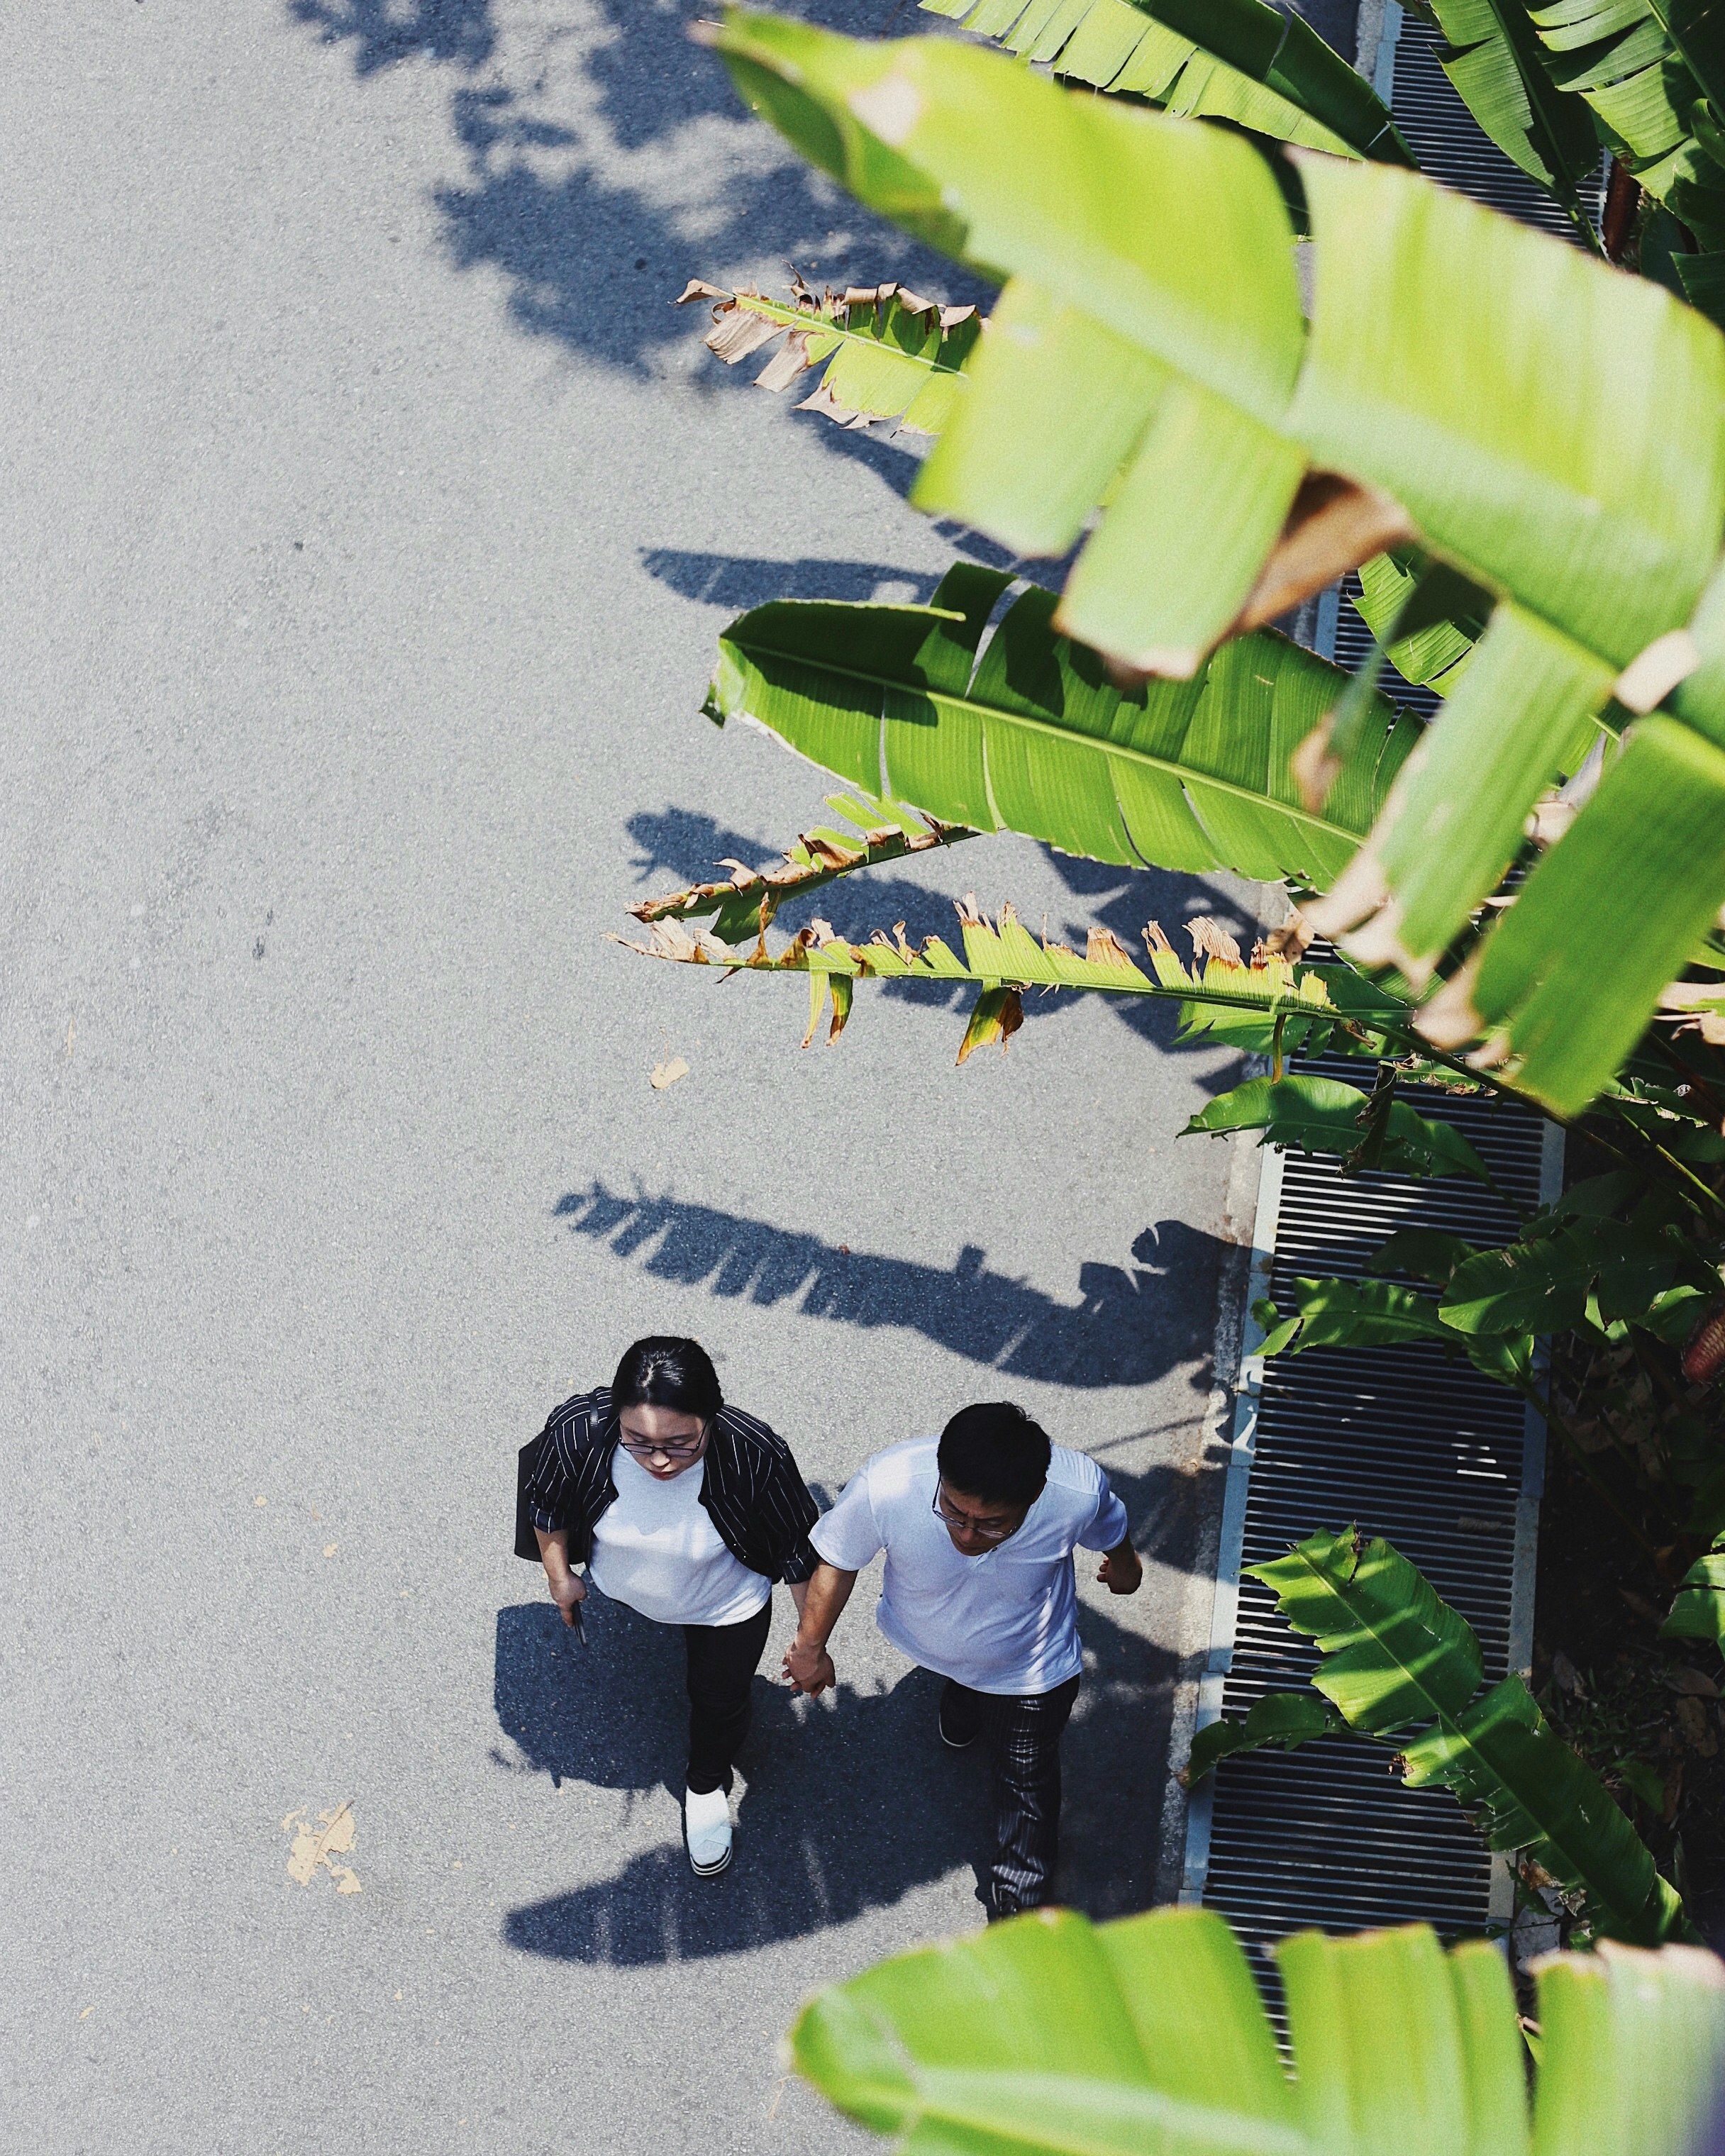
[517,1336,820,1877]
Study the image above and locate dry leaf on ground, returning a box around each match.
[650,1057,689,1090]
[283,1801,361,1890]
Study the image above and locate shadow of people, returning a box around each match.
[552,1182,1224,1391]
[497,1463,1191,1962]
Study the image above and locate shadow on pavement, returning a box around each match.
[496,1466,1196,1961]
[552,1182,1225,1391]
[292,0,994,382]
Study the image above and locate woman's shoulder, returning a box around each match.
[540,1387,614,1447]
[713,1403,792,1460]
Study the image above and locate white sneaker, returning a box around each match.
[684,1785,732,1877]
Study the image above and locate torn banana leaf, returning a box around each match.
[677,277,980,432]
[615,896,1352,1065]
[1353,549,1490,692]
[1250,1527,1691,1944]
[628,789,975,945]
[1183,1071,1492,1179]
[707,568,1421,889]
[922,0,1415,164]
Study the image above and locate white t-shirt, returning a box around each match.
[587,1448,771,1627]
[809,1437,1129,1695]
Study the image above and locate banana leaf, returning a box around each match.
[1660,1536,1725,1655]
[1400,1675,1690,1944]
[1424,0,1602,228]
[706,572,1421,887]
[1183,1072,1492,1179]
[676,277,980,431]
[1184,1691,1345,1785]
[1529,0,1725,250]
[1248,1528,1691,1945]
[787,1901,1725,2154]
[922,0,1416,164]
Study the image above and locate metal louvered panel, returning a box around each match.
[1185,1070,1560,1990]
[1380,9,1602,243]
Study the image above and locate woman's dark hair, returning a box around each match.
[611,1336,723,1421]
[937,1401,1051,1507]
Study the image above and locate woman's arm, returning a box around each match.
[782,1562,857,1695]
[534,1525,588,1626]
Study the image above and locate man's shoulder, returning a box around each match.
[1045,1443,1106,1504]
[857,1435,938,1500]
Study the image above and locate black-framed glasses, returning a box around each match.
[932,1482,1020,1543]
[616,1419,709,1461]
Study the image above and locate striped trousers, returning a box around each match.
[942,1674,1081,1917]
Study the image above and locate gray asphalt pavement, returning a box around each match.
[4,4,1257,2150]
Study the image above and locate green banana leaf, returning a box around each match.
[706,572,1421,885]
[1248,1528,1690,1944]
[1400,1675,1690,1944]
[1424,0,1602,229]
[921,0,1416,164]
[1184,1072,1492,1179]
[677,277,980,430]
[1184,1691,1344,1784]
[1660,1536,1725,1655]
[1253,1276,1532,1374]
[1248,1526,1485,1728]
[787,1901,1725,2155]
[1439,1214,1716,1333]
[1529,0,1725,250]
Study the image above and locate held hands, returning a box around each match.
[782,1634,836,1696]
[1097,1544,1143,1596]
[549,1572,589,1627]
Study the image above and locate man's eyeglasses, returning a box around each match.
[617,1422,708,1461]
[933,1485,1020,1543]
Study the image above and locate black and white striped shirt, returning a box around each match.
[517,1388,821,1586]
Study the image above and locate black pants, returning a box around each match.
[942,1674,1081,1917]
[683,1599,772,1796]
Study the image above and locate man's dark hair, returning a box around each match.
[937,1401,1051,1508]
[611,1335,723,1420]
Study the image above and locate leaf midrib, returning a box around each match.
[732,635,1365,843]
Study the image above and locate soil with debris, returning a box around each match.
[1532,1438,1725,1949]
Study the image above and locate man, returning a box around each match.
[783,1400,1141,1918]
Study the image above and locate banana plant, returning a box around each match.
[1185,1526,1692,1945]
[687,10,1725,1116]
[1184,1069,1494,1179]
[921,0,1416,163]
[789,1899,1725,2155]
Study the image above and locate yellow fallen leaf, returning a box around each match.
[255,1496,267,1507]
[394,1991,403,2002]
[285,1801,357,1886]
[330,1865,363,1894]
[79,2006,94,2021]
[650,1056,689,1090]
[323,1544,338,1559]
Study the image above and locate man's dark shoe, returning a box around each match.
[939,1683,980,1750]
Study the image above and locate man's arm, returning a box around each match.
[782,1562,857,1694]
[1097,1533,1143,1594]
[535,1525,588,1626]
